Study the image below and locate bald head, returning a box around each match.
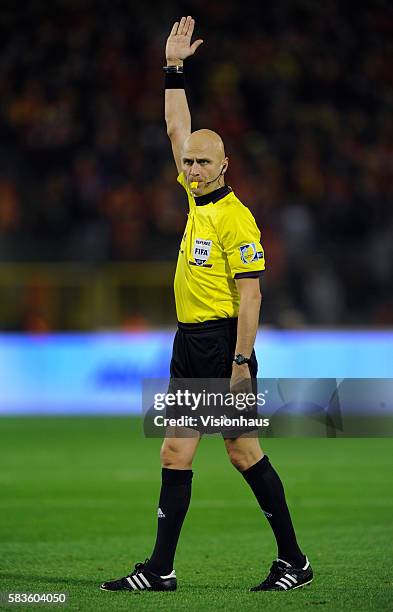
[183,129,225,161]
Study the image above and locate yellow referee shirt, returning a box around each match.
[174,173,265,323]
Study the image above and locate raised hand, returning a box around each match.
[166,16,203,65]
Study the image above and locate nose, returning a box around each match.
[190,161,200,175]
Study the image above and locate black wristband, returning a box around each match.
[165,71,185,89]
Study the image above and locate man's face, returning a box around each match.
[181,137,227,196]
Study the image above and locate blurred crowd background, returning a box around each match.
[0,0,392,329]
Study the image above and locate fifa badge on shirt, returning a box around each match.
[193,238,212,266]
[240,243,258,264]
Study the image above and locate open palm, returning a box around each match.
[166,16,203,63]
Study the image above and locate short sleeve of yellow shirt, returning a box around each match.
[214,196,265,279]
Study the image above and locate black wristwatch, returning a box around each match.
[233,353,251,366]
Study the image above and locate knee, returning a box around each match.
[160,442,193,469]
[227,448,251,471]
[227,446,263,472]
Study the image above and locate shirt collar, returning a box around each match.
[194,185,232,206]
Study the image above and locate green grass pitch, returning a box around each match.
[1,417,392,611]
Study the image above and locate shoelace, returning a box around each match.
[129,558,150,577]
[264,560,288,586]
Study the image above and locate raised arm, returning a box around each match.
[165,16,203,173]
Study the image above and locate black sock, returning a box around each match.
[146,468,193,575]
[242,455,305,567]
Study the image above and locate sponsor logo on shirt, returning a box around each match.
[193,238,212,266]
[239,243,263,264]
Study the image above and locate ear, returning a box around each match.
[222,157,229,174]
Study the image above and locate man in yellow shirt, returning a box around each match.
[101,16,312,595]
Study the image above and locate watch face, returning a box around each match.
[235,353,252,365]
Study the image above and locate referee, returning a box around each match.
[101,16,313,594]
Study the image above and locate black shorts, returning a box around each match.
[168,318,259,437]
[171,317,258,379]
